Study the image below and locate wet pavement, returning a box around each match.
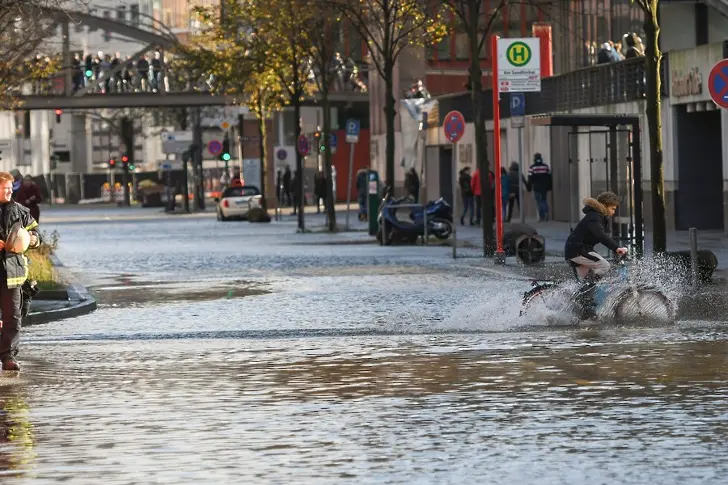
[2,206,728,484]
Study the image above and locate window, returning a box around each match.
[116,6,126,22]
[455,30,469,60]
[223,186,260,198]
[436,36,451,60]
[130,5,140,26]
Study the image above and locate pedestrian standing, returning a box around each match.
[0,172,41,371]
[458,167,474,225]
[527,153,553,222]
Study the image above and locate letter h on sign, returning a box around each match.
[512,46,527,62]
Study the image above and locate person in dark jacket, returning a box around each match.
[404,167,420,202]
[0,171,41,371]
[506,162,520,222]
[527,153,553,221]
[564,191,628,319]
[356,169,368,221]
[282,165,292,206]
[314,170,326,213]
[458,167,473,226]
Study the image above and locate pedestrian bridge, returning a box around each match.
[15,5,369,110]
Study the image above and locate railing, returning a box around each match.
[525,56,670,114]
[435,55,671,125]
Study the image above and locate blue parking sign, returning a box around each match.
[346,119,360,143]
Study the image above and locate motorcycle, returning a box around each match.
[376,191,453,245]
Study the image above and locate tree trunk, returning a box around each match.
[384,57,396,193]
[294,97,305,231]
[322,92,337,231]
[257,104,268,211]
[644,4,666,253]
[468,7,494,256]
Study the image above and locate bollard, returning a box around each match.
[689,227,699,287]
[423,209,428,245]
[275,207,281,221]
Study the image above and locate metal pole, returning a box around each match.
[689,227,699,287]
[62,21,72,97]
[452,142,458,259]
[345,141,354,230]
[423,205,428,245]
[518,126,525,223]
[492,34,505,264]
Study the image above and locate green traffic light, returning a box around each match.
[320,145,325,152]
[129,164,136,170]
[222,153,231,161]
[85,69,93,78]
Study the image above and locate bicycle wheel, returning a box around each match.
[613,288,675,324]
[521,282,575,321]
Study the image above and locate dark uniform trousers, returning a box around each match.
[0,273,22,360]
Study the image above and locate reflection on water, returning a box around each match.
[0,387,36,479]
[3,329,728,484]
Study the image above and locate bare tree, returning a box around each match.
[632,0,665,253]
[445,0,507,256]
[0,1,83,103]
[334,0,448,191]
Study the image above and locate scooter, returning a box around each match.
[376,192,453,245]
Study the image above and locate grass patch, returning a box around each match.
[27,230,62,290]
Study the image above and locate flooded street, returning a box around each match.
[3,207,728,484]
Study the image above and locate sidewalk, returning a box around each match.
[25,254,97,326]
[279,207,728,269]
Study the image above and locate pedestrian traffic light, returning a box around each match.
[55,109,62,123]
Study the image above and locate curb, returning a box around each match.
[25,254,98,326]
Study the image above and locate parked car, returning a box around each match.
[216,185,262,221]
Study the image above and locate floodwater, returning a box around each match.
[1,207,726,484]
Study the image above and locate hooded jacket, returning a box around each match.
[564,198,619,259]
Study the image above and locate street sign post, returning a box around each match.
[207,140,222,156]
[329,133,338,154]
[443,110,465,258]
[510,93,526,223]
[345,119,360,143]
[161,131,193,154]
[708,59,728,109]
[345,119,360,230]
[297,134,310,156]
[497,37,542,93]
[491,37,542,263]
[510,93,526,128]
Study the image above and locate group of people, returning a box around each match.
[595,32,645,65]
[457,153,553,225]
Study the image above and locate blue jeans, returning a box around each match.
[534,191,549,221]
[358,194,367,215]
[461,195,474,222]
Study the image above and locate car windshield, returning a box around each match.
[222,186,260,197]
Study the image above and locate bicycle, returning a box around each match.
[520,255,675,325]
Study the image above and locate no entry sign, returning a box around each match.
[709,59,728,109]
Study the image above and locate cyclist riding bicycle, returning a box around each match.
[564,191,628,319]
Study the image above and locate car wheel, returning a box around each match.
[217,209,229,222]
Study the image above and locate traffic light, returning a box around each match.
[108,158,117,168]
[220,135,231,162]
[121,155,129,163]
[120,154,135,171]
[85,69,93,79]
[313,131,325,152]
[55,109,62,123]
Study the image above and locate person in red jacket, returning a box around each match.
[470,168,481,225]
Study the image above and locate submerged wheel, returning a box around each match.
[613,288,675,324]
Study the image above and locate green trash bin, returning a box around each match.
[366,170,380,236]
